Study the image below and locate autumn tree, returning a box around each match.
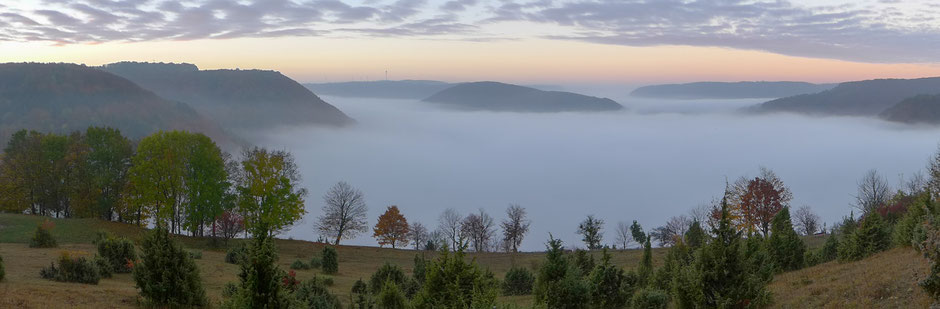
[577,215,604,250]
[374,205,410,249]
[0,130,44,215]
[235,147,306,236]
[793,205,821,235]
[501,204,530,252]
[731,167,792,237]
[463,208,496,252]
[317,181,368,245]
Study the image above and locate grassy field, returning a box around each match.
[0,213,931,308]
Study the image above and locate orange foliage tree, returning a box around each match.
[373,205,410,249]
[730,167,792,237]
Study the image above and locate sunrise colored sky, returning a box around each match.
[2,0,940,85]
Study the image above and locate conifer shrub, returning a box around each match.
[533,237,589,309]
[413,254,427,285]
[290,259,310,270]
[896,197,931,247]
[227,230,293,309]
[401,277,420,299]
[97,235,136,273]
[39,252,101,284]
[918,214,940,305]
[294,277,342,309]
[412,247,498,309]
[376,280,410,309]
[29,221,57,248]
[838,213,891,262]
[222,282,239,298]
[502,266,535,296]
[133,227,206,307]
[225,242,248,264]
[0,254,4,282]
[94,256,112,278]
[631,288,669,309]
[767,207,806,272]
[322,246,339,274]
[572,249,595,277]
[188,250,203,260]
[588,249,632,309]
[819,234,840,262]
[652,239,692,291]
[370,262,406,294]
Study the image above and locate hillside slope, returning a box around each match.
[631,81,835,99]
[0,63,232,145]
[304,80,452,99]
[750,77,940,116]
[424,81,623,112]
[102,62,353,130]
[879,94,940,124]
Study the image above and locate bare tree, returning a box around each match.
[463,208,496,252]
[438,208,464,251]
[615,221,633,249]
[793,205,821,235]
[855,169,891,214]
[501,204,530,252]
[316,181,369,245]
[905,171,927,195]
[408,222,429,251]
[651,215,691,246]
[427,229,445,251]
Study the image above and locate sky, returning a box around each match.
[2,0,940,84]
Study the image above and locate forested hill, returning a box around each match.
[102,62,354,129]
[0,63,232,145]
[749,77,940,116]
[879,94,940,124]
[631,81,835,99]
[304,80,452,99]
[423,81,624,112]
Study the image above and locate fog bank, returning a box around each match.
[241,95,940,251]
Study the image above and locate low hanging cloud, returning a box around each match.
[2,0,940,63]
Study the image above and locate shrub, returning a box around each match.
[376,280,410,309]
[533,238,589,309]
[370,262,406,294]
[282,270,300,292]
[819,234,840,262]
[40,252,101,284]
[222,282,239,298]
[588,250,632,309]
[133,227,206,307]
[294,276,342,309]
[309,257,322,269]
[227,232,292,308]
[225,242,248,264]
[290,259,310,270]
[839,213,891,262]
[631,288,669,309]
[188,250,203,260]
[401,277,420,299]
[94,256,113,278]
[97,236,136,273]
[322,246,338,274]
[29,222,57,248]
[896,196,930,247]
[412,248,498,309]
[0,254,4,282]
[919,213,940,305]
[321,276,334,286]
[571,249,595,277]
[502,266,535,296]
[413,254,427,284]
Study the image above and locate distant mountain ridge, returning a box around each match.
[102,62,353,129]
[879,95,940,124]
[304,80,453,100]
[631,81,835,99]
[750,77,940,116]
[0,63,233,145]
[423,81,623,112]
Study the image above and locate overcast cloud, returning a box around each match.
[1,0,940,62]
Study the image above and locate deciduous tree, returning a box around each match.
[793,205,821,235]
[463,208,496,252]
[577,215,604,250]
[317,181,367,245]
[730,167,792,237]
[501,204,530,252]
[373,205,410,249]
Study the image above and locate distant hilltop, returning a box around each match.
[423,81,623,112]
[102,61,354,130]
[631,81,835,99]
[304,80,453,100]
[0,62,234,146]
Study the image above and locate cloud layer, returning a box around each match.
[2,0,940,63]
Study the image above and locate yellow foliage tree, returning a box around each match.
[373,205,410,249]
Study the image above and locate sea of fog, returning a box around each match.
[239,95,940,251]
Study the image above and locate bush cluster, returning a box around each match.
[502,266,535,296]
[225,242,248,264]
[39,252,101,284]
[29,223,57,248]
[290,259,310,270]
[96,235,136,273]
[308,257,322,269]
[294,276,342,309]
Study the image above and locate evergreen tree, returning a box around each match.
[652,238,692,292]
[766,207,806,272]
[322,246,339,274]
[411,246,497,309]
[294,277,342,309]
[228,226,292,308]
[577,215,605,250]
[676,197,772,308]
[630,220,646,245]
[533,237,589,309]
[588,249,632,309]
[572,249,595,277]
[370,263,407,294]
[637,236,653,285]
[685,221,706,249]
[133,227,206,307]
[376,280,410,309]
